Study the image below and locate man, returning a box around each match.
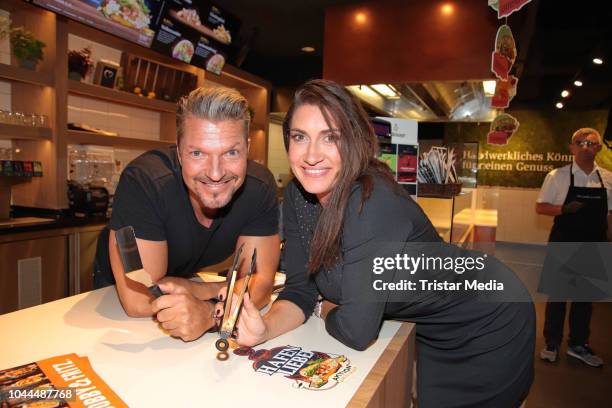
[94,87,280,341]
[536,127,612,367]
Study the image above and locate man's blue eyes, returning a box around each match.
[189,150,239,157]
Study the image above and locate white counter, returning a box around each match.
[0,287,414,407]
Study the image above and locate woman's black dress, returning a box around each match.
[277,178,535,408]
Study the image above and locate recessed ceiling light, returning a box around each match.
[561,90,569,98]
[441,3,455,15]
[556,102,564,109]
[592,57,603,65]
[301,46,315,53]
[355,12,367,24]
[573,80,583,87]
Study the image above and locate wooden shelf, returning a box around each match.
[68,81,177,113]
[66,130,174,149]
[0,123,52,141]
[0,64,54,87]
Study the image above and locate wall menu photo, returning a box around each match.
[150,0,240,75]
[33,0,165,47]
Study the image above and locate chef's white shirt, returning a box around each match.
[537,161,612,211]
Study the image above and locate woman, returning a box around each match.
[235,80,535,407]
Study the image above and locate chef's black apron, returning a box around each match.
[540,164,608,346]
[548,164,608,243]
[539,164,608,298]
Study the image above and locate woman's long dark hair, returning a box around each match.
[282,79,402,274]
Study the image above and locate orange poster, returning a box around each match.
[0,354,127,408]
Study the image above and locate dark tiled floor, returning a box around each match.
[495,243,611,407]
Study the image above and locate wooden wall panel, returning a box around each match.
[323,0,499,84]
[0,235,67,314]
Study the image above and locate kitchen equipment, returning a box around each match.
[67,182,109,218]
[216,244,256,356]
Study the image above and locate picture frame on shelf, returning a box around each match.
[94,60,120,88]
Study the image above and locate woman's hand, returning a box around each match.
[234,293,269,347]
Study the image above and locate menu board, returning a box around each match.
[150,0,240,75]
[32,0,239,75]
[33,0,165,48]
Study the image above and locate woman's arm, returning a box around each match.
[235,296,305,347]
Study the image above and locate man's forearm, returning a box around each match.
[536,202,562,216]
[116,279,155,317]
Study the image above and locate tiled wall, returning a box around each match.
[266,122,291,187]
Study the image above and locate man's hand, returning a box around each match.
[562,200,585,214]
[152,287,215,342]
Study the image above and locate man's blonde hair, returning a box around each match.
[176,86,250,144]
[571,127,602,144]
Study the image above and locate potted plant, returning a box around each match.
[9,27,45,70]
[68,47,94,81]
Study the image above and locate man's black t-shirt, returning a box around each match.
[94,145,278,287]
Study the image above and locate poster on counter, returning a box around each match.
[491,75,518,109]
[151,0,240,75]
[234,345,355,391]
[491,25,517,80]
[488,0,533,19]
[487,113,520,145]
[0,353,127,407]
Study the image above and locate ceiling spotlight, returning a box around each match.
[483,80,497,96]
[555,102,564,109]
[592,57,603,65]
[561,90,569,98]
[440,3,455,16]
[355,12,367,24]
[370,84,400,99]
[573,80,583,87]
[301,46,315,53]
